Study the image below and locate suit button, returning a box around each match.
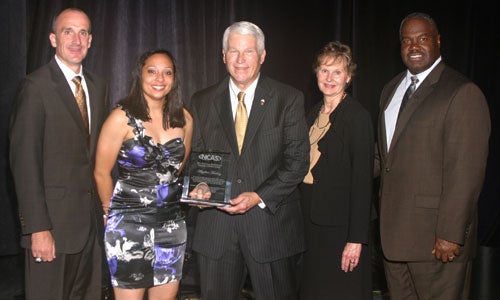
[385,168,390,172]
[236,179,242,184]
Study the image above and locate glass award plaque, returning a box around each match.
[181,151,231,206]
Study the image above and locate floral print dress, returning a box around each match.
[104,107,186,288]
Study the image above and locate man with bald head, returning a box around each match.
[375,12,490,299]
[10,8,109,299]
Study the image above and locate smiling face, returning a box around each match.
[400,17,441,74]
[49,9,92,73]
[223,33,266,90]
[141,53,174,103]
[316,56,351,101]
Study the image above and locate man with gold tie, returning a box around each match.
[9,8,109,300]
[189,21,310,299]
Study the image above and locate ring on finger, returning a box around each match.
[35,257,42,263]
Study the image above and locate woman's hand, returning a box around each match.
[341,242,362,272]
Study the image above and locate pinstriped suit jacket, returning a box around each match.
[10,58,109,253]
[375,62,490,262]
[189,75,310,263]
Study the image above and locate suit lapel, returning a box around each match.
[389,81,432,152]
[387,62,445,154]
[379,116,389,155]
[85,70,100,153]
[212,79,239,156]
[241,77,271,155]
[49,60,90,144]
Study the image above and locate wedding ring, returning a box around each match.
[35,257,42,263]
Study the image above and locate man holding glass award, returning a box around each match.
[184,21,310,299]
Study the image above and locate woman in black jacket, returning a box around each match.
[299,41,374,300]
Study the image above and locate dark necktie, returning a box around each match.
[72,76,89,132]
[235,91,248,154]
[398,75,419,117]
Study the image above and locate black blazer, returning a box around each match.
[306,95,374,243]
[9,58,109,253]
[189,75,310,263]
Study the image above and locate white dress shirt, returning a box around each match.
[384,57,442,150]
[54,55,91,132]
[228,75,266,208]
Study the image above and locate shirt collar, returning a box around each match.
[54,55,84,82]
[406,56,442,85]
[229,73,260,96]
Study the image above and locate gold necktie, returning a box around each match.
[72,76,89,132]
[235,91,248,153]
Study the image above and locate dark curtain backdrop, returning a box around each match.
[1,0,499,294]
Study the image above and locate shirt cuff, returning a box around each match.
[258,198,266,209]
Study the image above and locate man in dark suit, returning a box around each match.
[375,12,490,300]
[188,21,309,299]
[9,8,109,300]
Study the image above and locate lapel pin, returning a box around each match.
[259,99,266,106]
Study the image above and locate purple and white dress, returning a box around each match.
[104,107,186,288]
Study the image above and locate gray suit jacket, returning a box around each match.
[9,58,109,253]
[376,62,490,261]
[189,75,310,263]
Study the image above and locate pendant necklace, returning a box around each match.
[309,93,346,145]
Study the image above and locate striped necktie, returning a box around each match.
[398,75,419,118]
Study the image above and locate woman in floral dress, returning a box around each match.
[94,49,192,300]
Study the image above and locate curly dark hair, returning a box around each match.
[119,49,185,129]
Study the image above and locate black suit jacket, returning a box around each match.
[306,96,374,243]
[189,75,310,263]
[9,58,109,253]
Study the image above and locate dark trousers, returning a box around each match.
[196,224,301,300]
[24,230,103,300]
[384,258,472,300]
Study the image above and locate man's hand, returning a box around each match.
[189,182,212,209]
[31,230,56,262]
[188,182,212,199]
[432,237,461,263]
[218,192,261,214]
[188,182,212,209]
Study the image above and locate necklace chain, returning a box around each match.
[309,113,330,145]
[314,110,331,129]
[308,93,346,146]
